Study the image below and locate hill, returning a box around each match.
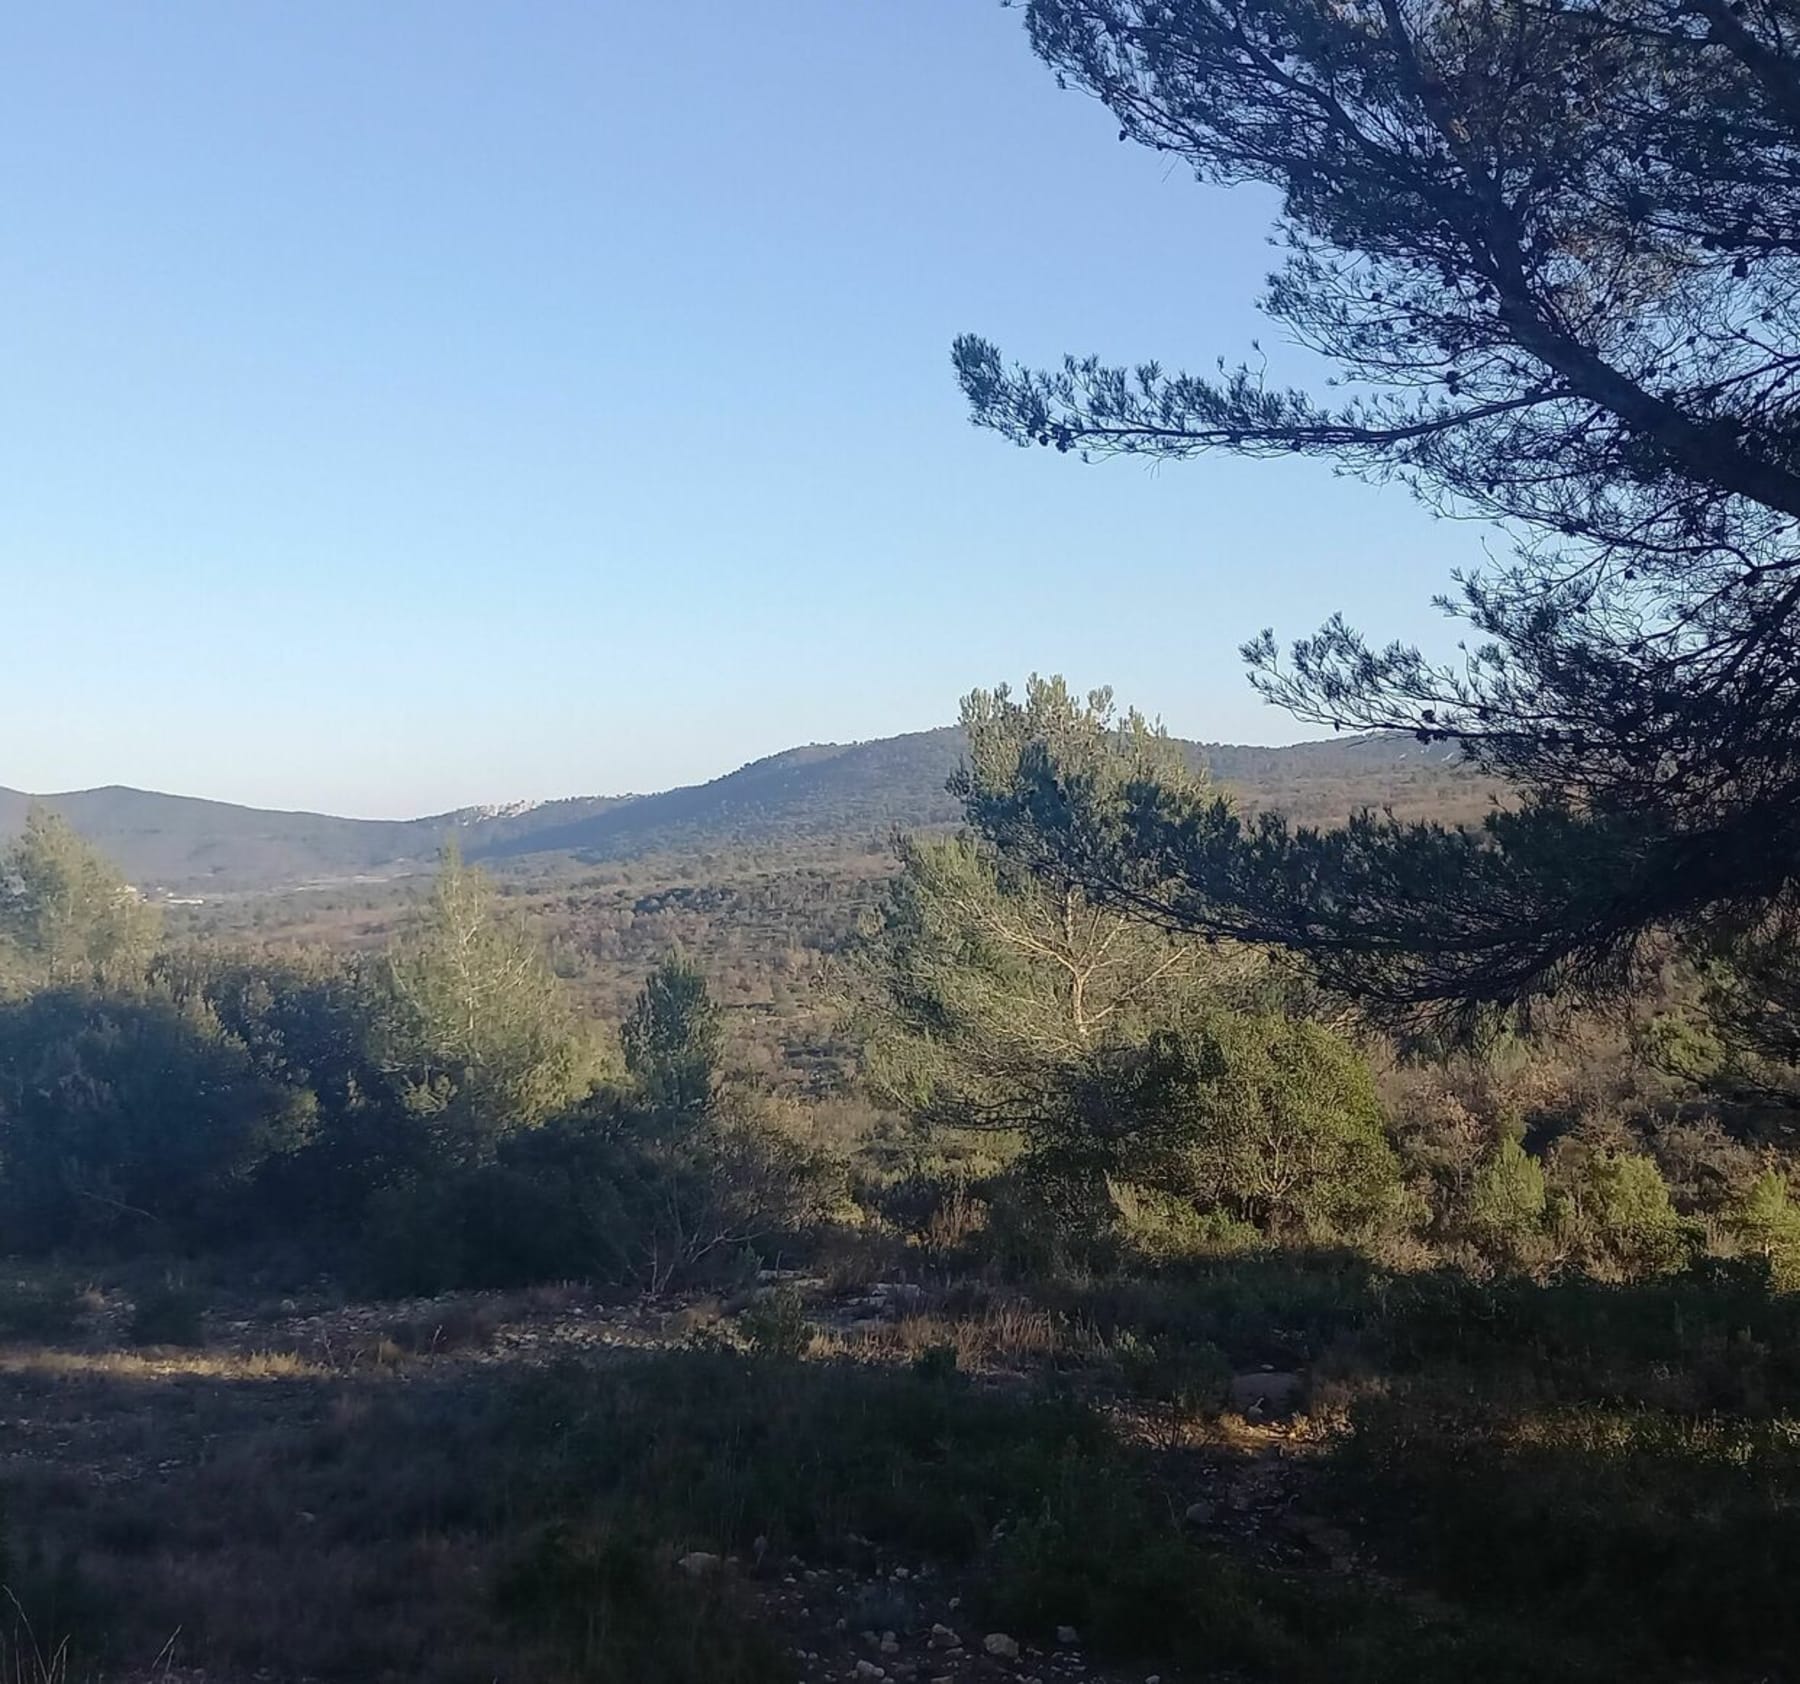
[0,727,1486,892]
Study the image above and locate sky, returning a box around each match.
[0,2,1497,818]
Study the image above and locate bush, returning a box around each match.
[128,1282,205,1347]
[1559,1150,1694,1279]
[363,1104,830,1296]
[1104,1179,1264,1262]
[0,989,310,1252]
[1467,1138,1549,1265]
[1047,1012,1403,1240]
[496,1525,783,1684]
[737,1287,814,1360]
[0,1277,83,1343]
[1730,1170,1800,1289]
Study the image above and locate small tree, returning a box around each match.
[1468,1137,1549,1261]
[1561,1149,1692,1278]
[0,809,160,992]
[1731,1170,1800,1290]
[855,677,1257,1128]
[622,951,722,1119]
[382,848,598,1157]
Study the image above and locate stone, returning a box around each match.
[677,1551,722,1578]
[984,1634,1021,1660]
[854,1664,886,1681]
[1055,1628,1080,1647]
[1227,1371,1302,1417]
[1183,1499,1217,1527]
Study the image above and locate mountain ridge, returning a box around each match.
[2,725,1482,892]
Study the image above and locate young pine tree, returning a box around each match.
[0,808,160,993]
[622,950,722,1119]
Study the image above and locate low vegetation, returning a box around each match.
[3,684,1800,1684]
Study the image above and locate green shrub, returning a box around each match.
[0,989,310,1252]
[1730,1170,1800,1289]
[1104,1179,1264,1262]
[737,1287,813,1360]
[1334,1389,1800,1678]
[363,1107,828,1296]
[1051,1012,1403,1239]
[1561,1150,1694,1278]
[1468,1138,1549,1264]
[496,1524,782,1684]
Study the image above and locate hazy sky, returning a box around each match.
[2,2,1495,818]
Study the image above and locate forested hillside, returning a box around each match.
[2,727,1485,892]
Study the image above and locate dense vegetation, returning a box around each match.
[6,666,1800,1680]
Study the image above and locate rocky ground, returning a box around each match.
[0,1270,1343,1684]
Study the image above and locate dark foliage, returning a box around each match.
[0,988,310,1251]
[959,0,1800,1015]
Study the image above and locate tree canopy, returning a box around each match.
[956,0,1800,1016]
[0,808,160,993]
[382,847,600,1155]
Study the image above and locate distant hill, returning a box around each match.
[0,786,630,893]
[0,727,1487,893]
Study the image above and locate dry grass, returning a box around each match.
[0,1347,322,1382]
[821,1300,1082,1370]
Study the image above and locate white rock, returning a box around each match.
[677,1551,722,1578]
[1228,1371,1302,1415]
[1055,1627,1080,1646]
[1183,1499,1217,1526]
[984,1634,1021,1660]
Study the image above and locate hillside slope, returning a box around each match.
[2,728,1486,891]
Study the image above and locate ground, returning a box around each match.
[4,1256,1796,1684]
[0,1265,1367,1684]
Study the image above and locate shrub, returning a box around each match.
[0,989,310,1252]
[1049,1012,1403,1240]
[496,1524,783,1684]
[363,1104,830,1296]
[1467,1139,1549,1265]
[1560,1150,1694,1279]
[128,1282,205,1347]
[1102,1179,1262,1264]
[737,1287,813,1360]
[1730,1170,1800,1290]
[0,1277,83,1343]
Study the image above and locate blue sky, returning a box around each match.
[1,1,1492,817]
